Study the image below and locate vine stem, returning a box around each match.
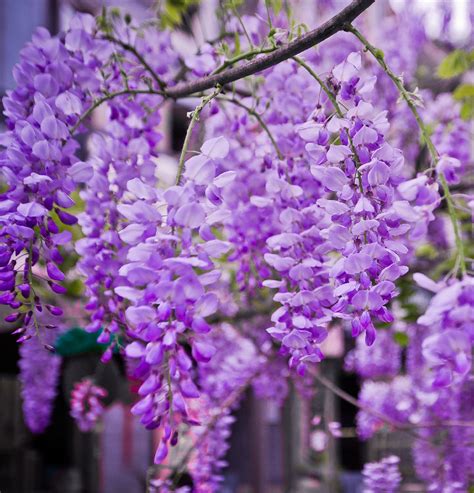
[211,46,277,75]
[104,35,168,92]
[69,89,164,135]
[313,371,474,432]
[293,56,365,195]
[163,0,375,99]
[175,86,222,185]
[217,96,284,159]
[347,24,467,276]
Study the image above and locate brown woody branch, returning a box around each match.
[164,0,375,99]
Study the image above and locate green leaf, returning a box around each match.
[461,101,474,120]
[453,83,474,100]
[452,83,474,120]
[437,50,473,79]
[65,278,84,298]
[416,243,438,260]
[233,31,241,56]
[161,0,200,28]
[393,332,409,347]
[266,0,283,15]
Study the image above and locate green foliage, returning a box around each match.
[265,0,283,15]
[161,0,200,28]
[55,327,109,356]
[453,84,474,120]
[393,332,409,347]
[396,275,421,322]
[437,49,474,120]
[453,83,474,99]
[437,49,474,79]
[415,243,438,260]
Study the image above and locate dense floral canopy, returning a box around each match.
[1,0,473,491]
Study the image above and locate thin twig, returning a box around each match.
[211,46,278,75]
[218,96,284,159]
[347,24,467,276]
[70,89,164,135]
[164,0,375,99]
[104,35,168,91]
[175,87,223,185]
[313,371,474,431]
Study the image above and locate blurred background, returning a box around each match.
[0,1,471,492]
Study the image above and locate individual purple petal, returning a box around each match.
[68,161,93,183]
[192,341,216,362]
[200,136,229,159]
[344,253,372,275]
[17,202,47,218]
[55,91,82,115]
[184,155,215,185]
[282,329,308,349]
[46,262,65,282]
[174,203,206,229]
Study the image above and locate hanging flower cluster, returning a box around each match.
[362,455,402,493]
[18,329,61,433]
[1,2,472,490]
[263,52,439,372]
[120,137,237,463]
[70,377,108,432]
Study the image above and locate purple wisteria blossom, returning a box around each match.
[362,455,402,493]
[70,378,107,432]
[19,331,61,433]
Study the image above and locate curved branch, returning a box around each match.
[175,87,222,185]
[313,372,474,432]
[70,89,164,135]
[69,1,373,136]
[104,35,168,92]
[218,96,284,159]
[164,0,375,99]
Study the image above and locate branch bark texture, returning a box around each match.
[165,0,375,99]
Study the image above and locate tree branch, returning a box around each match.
[164,0,375,99]
[313,371,474,432]
[70,1,373,135]
[347,24,467,276]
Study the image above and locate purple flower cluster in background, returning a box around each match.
[19,329,61,433]
[1,0,472,489]
[70,377,107,432]
[362,455,402,493]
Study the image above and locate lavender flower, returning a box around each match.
[70,378,107,432]
[19,333,61,433]
[362,455,402,493]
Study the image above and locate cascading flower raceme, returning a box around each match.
[362,455,402,493]
[424,93,473,183]
[18,329,61,433]
[75,18,179,356]
[263,52,439,372]
[70,377,108,432]
[120,137,237,463]
[75,93,164,359]
[409,275,474,388]
[0,16,103,335]
[1,3,472,491]
[355,275,474,490]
